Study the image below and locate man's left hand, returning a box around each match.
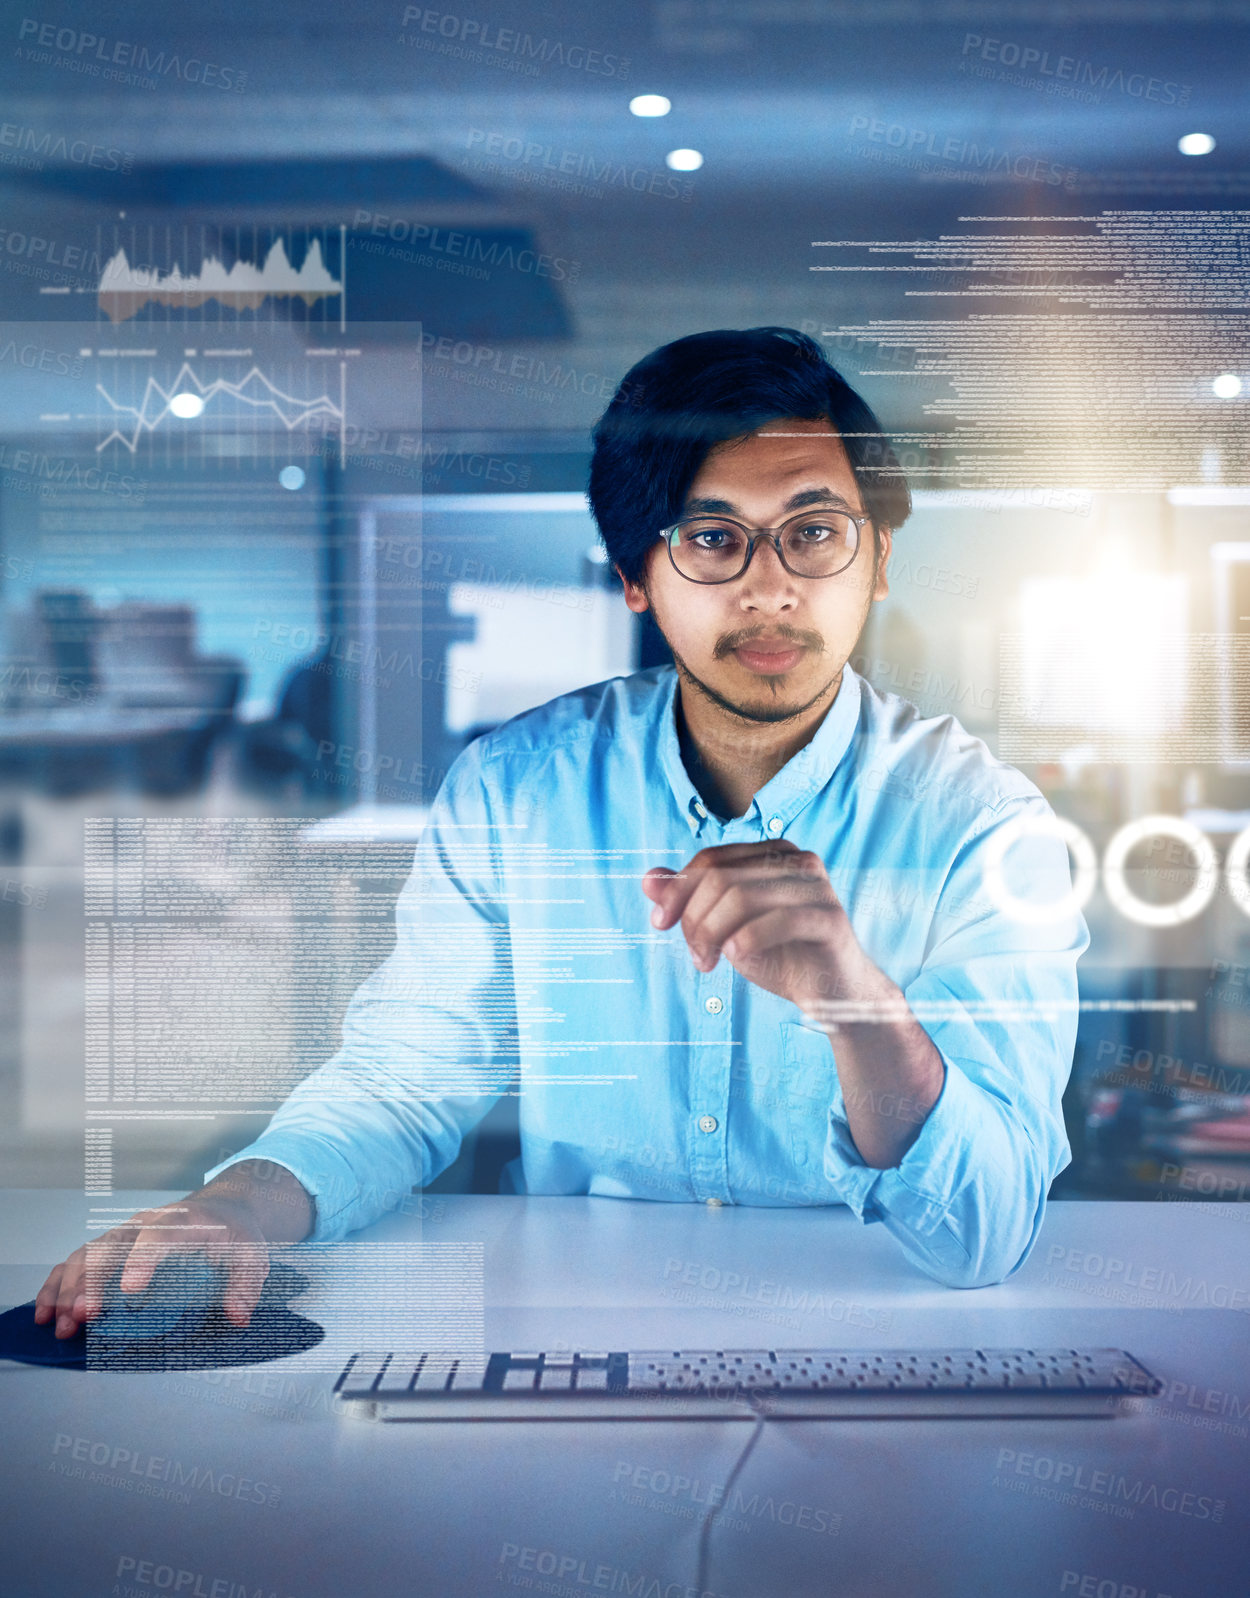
[642,840,878,1012]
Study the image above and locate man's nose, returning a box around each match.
[737,538,799,608]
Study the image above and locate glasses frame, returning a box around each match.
[659,507,874,585]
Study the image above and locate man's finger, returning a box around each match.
[54,1255,87,1337]
[641,866,677,905]
[671,858,825,953]
[81,1228,149,1316]
[647,845,806,930]
[33,1262,66,1324]
[118,1233,184,1295]
[690,877,831,967]
[218,1246,270,1327]
[722,906,843,993]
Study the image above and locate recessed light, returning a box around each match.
[666,148,703,171]
[279,465,306,490]
[629,94,671,117]
[168,392,204,419]
[1178,132,1215,156]
[1212,373,1243,399]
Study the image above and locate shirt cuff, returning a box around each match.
[821,1052,981,1235]
[202,1131,370,1242]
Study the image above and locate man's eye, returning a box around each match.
[794,521,835,542]
[689,526,737,548]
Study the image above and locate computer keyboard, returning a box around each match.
[334,1346,1162,1420]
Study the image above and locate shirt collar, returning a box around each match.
[655,662,863,840]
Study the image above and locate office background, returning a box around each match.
[0,0,1248,1208]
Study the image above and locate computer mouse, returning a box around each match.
[89,1252,228,1346]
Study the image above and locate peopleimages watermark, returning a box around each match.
[0,443,145,502]
[660,1256,891,1332]
[993,1448,1224,1523]
[1060,1568,1179,1598]
[418,332,646,409]
[846,112,1077,188]
[959,32,1191,106]
[251,620,482,692]
[1093,1037,1250,1098]
[611,1459,841,1536]
[16,17,246,90]
[52,1433,281,1508]
[351,210,578,282]
[465,128,694,204]
[0,230,108,290]
[0,120,132,173]
[0,335,84,376]
[113,1554,297,1598]
[398,7,629,79]
[497,1542,725,1598]
[1041,1243,1250,1312]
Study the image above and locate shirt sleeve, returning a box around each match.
[202,742,519,1241]
[819,791,1090,1288]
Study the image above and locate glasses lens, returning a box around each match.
[667,512,862,581]
[668,520,751,580]
[779,511,859,576]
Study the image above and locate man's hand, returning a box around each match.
[642,841,946,1168]
[33,1161,313,1339]
[642,840,877,1010]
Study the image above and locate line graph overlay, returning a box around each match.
[95,359,344,453]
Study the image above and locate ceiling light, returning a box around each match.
[168,392,204,419]
[279,466,306,490]
[1178,133,1215,156]
[629,94,670,117]
[1212,373,1243,398]
[666,149,703,171]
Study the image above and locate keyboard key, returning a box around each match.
[539,1367,575,1390]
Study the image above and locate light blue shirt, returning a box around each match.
[206,663,1088,1287]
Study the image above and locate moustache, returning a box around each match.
[714,628,825,660]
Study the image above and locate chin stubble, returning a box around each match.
[670,647,840,725]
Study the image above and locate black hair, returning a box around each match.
[588,326,911,585]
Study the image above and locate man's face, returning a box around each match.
[620,417,891,724]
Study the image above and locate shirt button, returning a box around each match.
[766,815,784,837]
[698,1115,718,1134]
[693,801,707,819]
[704,996,724,1015]
[706,1197,723,1207]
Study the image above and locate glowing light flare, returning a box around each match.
[168,392,205,419]
[1017,572,1188,738]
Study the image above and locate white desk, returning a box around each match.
[3,1192,1248,1598]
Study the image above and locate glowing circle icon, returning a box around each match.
[1225,825,1250,920]
[1102,816,1219,928]
[982,814,1099,926]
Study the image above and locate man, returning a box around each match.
[37,327,1086,1337]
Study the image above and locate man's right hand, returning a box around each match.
[33,1161,314,1339]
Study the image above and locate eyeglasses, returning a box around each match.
[660,507,871,584]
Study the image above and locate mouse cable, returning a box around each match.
[695,1410,768,1596]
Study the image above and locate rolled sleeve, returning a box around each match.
[822,793,1088,1287]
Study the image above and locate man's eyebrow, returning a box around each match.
[682,487,857,515]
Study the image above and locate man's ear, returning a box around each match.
[617,564,651,616]
[872,526,892,603]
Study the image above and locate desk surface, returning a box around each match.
[3,1192,1248,1598]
